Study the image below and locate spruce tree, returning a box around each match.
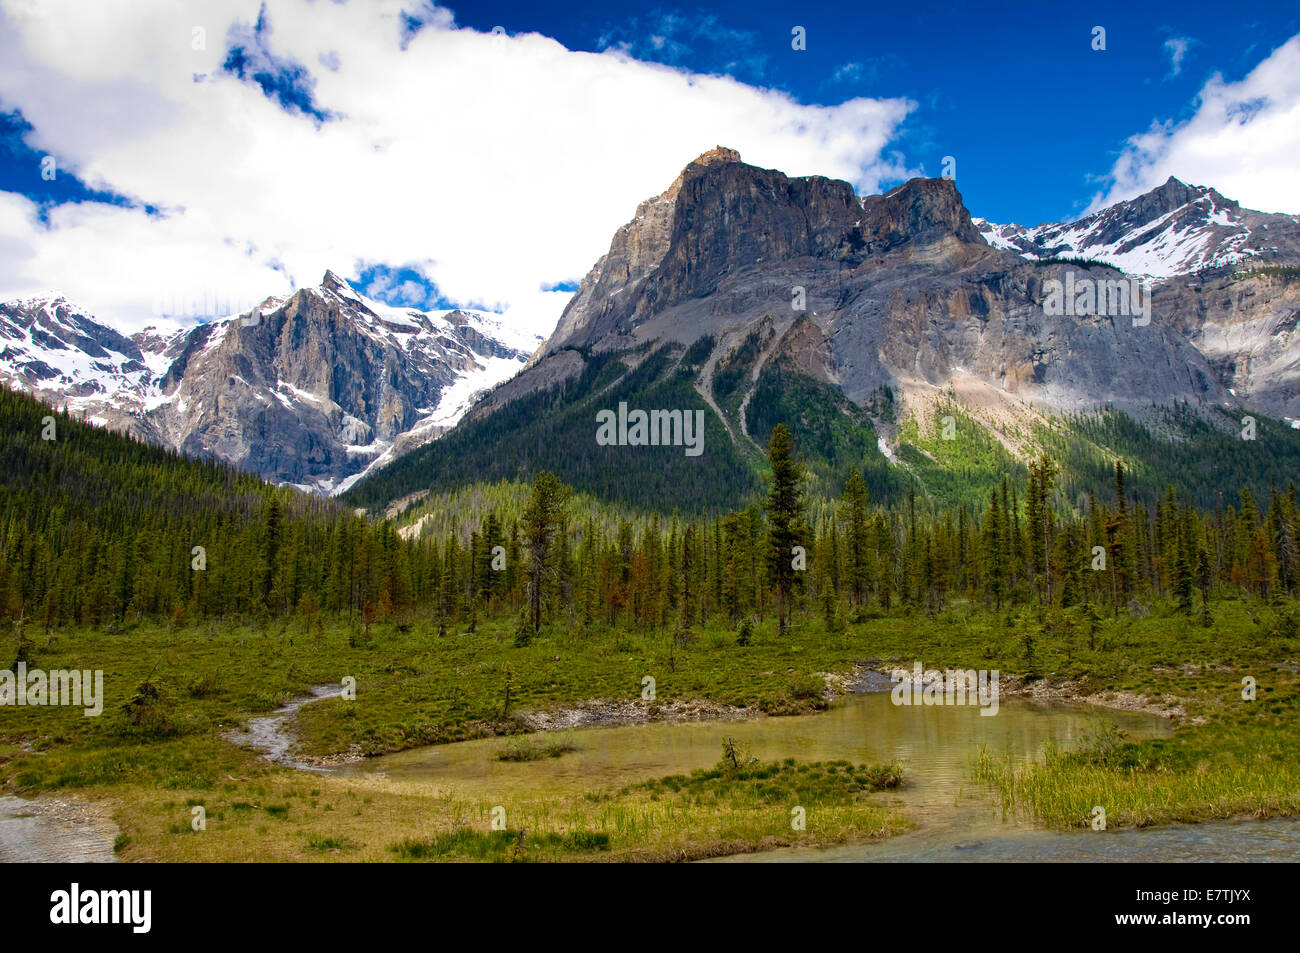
[763,425,806,636]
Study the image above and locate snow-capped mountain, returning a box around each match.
[974,177,1300,282]
[0,296,183,430]
[347,149,1300,518]
[0,273,542,494]
[9,167,1300,503]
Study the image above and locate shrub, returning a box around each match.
[736,618,753,646]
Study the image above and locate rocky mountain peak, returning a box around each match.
[654,145,746,211]
[977,173,1296,280]
[688,144,741,168]
[1,269,542,494]
[860,176,985,251]
[679,145,742,181]
[1116,176,1235,229]
[547,156,985,352]
[320,269,351,294]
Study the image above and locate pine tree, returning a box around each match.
[521,471,570,634]
[1173,507,1194,613]
[981,489,1004,610]
[841,467,870,607]
[763,425,806,636]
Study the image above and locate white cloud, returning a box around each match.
[1162,36,1192,78]
[1087,34,1300,215]
[0,0,917,334]
[829,62,864,85]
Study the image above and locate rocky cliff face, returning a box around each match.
[1156,270,1300,420]
[0,274,541,493]
[547,147,984,353]
[488,149,1276,450]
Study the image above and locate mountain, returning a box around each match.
[531,151,1221,415]
[974,177,1300,281]
[345,148,1300,518]
[973,178,1300,421]
[0,296,180,430]
[9,152,1300,515]
[0,274,542,494]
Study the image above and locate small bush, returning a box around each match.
[736,618,753,647]
[186,672,221,699]
[306,835,352,852]
[498,733,579,762]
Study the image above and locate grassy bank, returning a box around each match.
[1,595,1296,858]
[5,734,907,862]
[973,704,1300,829]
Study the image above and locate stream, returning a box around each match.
[223,683,349,770]
[0,794,117,863]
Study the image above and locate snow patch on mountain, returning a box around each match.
[1,273,542,495]
[974,177,1300,283]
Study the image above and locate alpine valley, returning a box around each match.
[6,147,1300,867]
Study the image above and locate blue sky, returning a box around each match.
[0,0,1297,331]
[443,0,1300,224]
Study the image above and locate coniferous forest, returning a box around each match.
[3,384,1296,638]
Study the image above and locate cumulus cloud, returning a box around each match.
[0,0,917,334]
[1086,34,1300,215]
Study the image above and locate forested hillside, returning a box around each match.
[342,326,1300,520]
[7,383,1293,643]
[389,431,1298,640]
[342,342,761,515]
[0,386,410,627]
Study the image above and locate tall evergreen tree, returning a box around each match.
[520,471,571,634]
[763,425,806,636]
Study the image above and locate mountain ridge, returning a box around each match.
[7,149,1300,510]
[974,175,1300,280]
[345,148,1300,518]
[0,274,542,494]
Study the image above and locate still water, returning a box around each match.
[347,691,1300,861]
[340,689,1300,861]
[344,690,1169,817]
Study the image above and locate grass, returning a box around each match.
[380,751,907,862]
[390,828,611,861]
[498,733,579,762]
[1,594,1297,858]
[625,755,903,803]
[972,700,1300,830]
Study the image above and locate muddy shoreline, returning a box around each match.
[516,697,759,731]
[503,660,1187,744]
[849,659,1187,721]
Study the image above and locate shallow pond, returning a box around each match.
[340,691,1180,846]
[344,691,1300,861]
[0,794,117,863]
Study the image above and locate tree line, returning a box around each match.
[2,383,1296,636]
